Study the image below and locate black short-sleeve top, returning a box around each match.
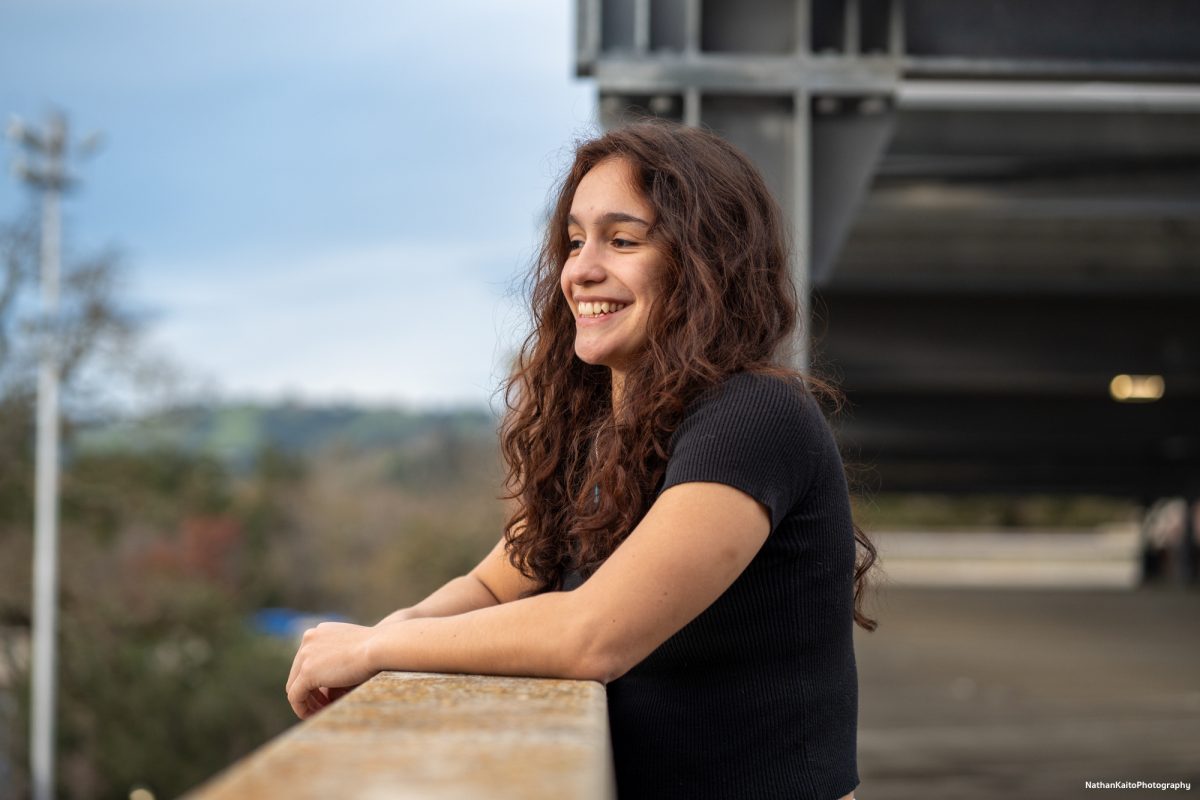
[563,371,860,800]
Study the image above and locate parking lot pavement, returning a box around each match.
[854,586,1200,800]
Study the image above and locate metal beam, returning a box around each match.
[888,0,905,58]
[903,55,1200,82]
[898,80,1200,113]
[591,54,900,94]
[843,0,860,57]
[683,87,700,126]
[576,0,602,74]
[684,0,700,55]
[633,0,649,53]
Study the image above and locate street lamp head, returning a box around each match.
[7,113,92,190]
[7,115,47,151]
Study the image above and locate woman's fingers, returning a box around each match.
[308,688,330,713]
[290,683,353,720]
[285,636,305,698]
[327,685,356,702]
[285,629,319,715]
[286,660,314,719]
[296,687,326,719]
[285,623,373,717]
[288,687,307,719]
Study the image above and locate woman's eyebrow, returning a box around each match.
[567,211,651,229]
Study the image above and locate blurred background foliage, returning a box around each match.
[0,211,506,799]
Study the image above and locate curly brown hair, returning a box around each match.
[499,120,878,631]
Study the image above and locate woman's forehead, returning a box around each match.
[569,158,653,224]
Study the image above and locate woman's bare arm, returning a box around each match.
[374,533,541,625]
[374,575,499,625]
[286,482,773,718]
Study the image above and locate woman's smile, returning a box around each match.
[576,302,631,326]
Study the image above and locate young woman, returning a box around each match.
[286,121,877,800]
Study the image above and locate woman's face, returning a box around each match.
[561,157,666,377]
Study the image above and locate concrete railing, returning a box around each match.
[873,527,1142,588]
[185,671,614,800]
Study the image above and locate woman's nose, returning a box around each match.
[565,240,606,284]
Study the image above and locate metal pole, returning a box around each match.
[633,0,650,53]
[793,0,812,370]
[683,87,700,127]
[30,117,64,800]
[9,111,69,800]
[793,87,811,371]
[843,0,860,56]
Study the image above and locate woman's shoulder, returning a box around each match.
[684,369,816,422]
[660,369,836,523]
[669,369,825,453]
[721,369,811,397]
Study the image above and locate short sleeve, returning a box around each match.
[659,372,823,533]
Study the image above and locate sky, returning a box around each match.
[0,0,597,410]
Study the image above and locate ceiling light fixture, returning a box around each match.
[1109,374,1165,402]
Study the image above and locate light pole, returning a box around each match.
[7,110,97,800]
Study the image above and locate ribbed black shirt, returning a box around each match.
[563,371,860,800]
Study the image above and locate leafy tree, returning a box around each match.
[0,203,510,798]
[0,211,301,799]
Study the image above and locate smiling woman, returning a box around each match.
[285,121,877,800]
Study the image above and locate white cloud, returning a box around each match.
[136,239,537,406]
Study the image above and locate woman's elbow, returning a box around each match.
[569,621,635,685]
[571,646,628,685]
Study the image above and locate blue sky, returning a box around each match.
[1,0,597,409]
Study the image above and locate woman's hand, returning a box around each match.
[285,621,377,719]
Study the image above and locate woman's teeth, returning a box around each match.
[578,301,627,318]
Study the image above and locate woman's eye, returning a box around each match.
[611,238,636,248]
[567,239,584,251]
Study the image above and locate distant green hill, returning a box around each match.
[73,403,499,473]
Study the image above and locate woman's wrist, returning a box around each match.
[362,618,400,676]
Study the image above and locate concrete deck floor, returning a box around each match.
[854,585,1200,800]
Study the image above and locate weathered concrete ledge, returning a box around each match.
[185,671,614,800]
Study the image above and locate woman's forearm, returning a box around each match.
[289,576,609,717]
[375,574,501,626]
[365,589,608,684]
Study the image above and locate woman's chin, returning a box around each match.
[573,338,603,361]
[574,349,610,368]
